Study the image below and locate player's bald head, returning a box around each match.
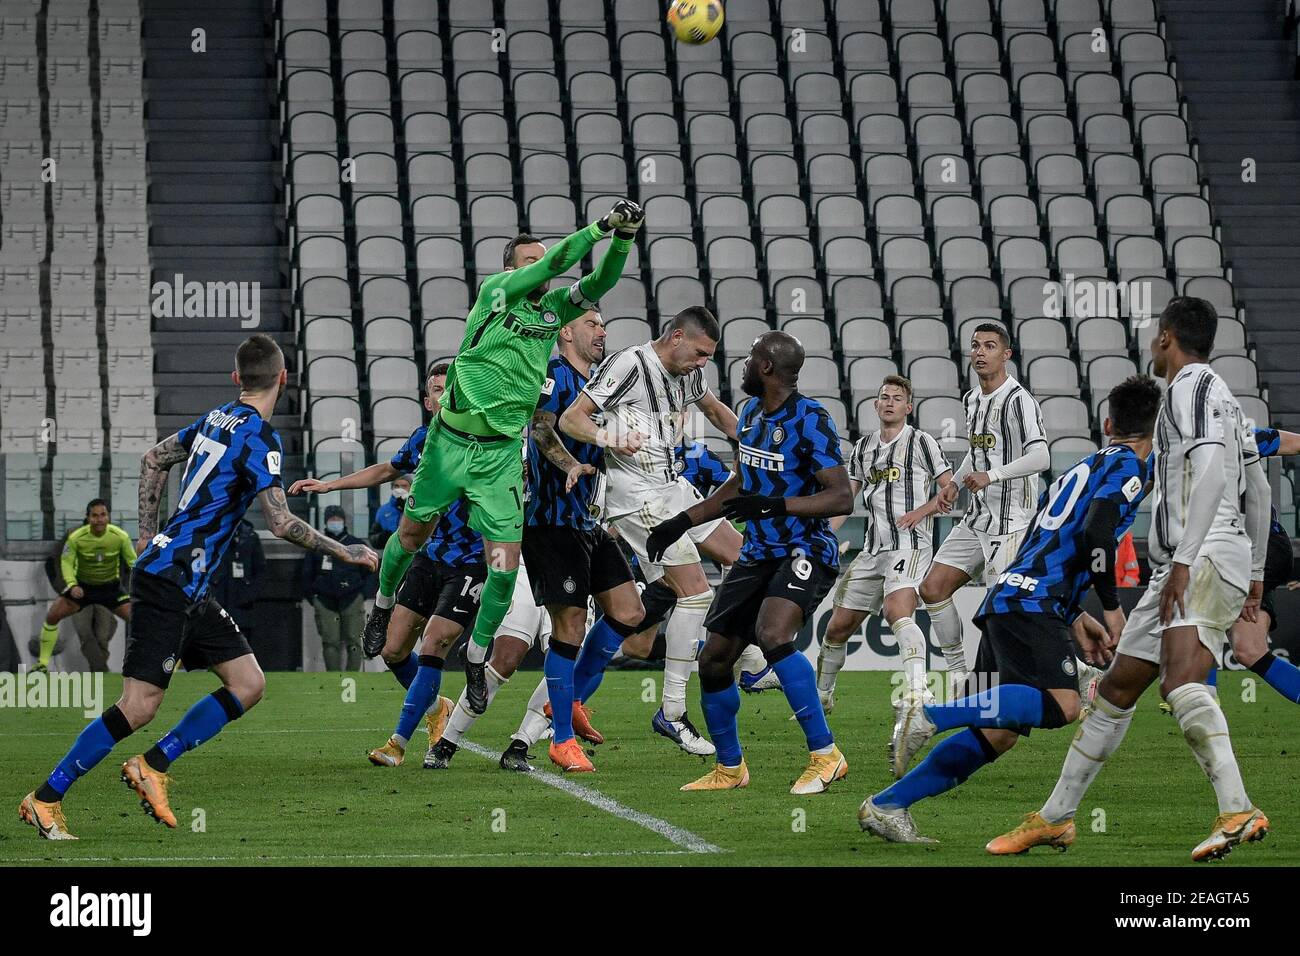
[753,330,804,380]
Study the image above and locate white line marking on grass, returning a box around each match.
[5,850,697,864]
[457,740,723,855]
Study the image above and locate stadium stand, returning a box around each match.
[2,0,1297,542]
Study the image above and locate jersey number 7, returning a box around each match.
[178,434,228,510]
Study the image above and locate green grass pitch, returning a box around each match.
[2,670,1297,866]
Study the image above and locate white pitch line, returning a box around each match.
[3,726,725,855]
[457,740,722,855]
[5,849,697,864]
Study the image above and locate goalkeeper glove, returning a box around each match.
[599,198,645,239]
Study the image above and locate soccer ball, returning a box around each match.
[666,0,725,44]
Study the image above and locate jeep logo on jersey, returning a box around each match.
[502,313,556,340]
[995,571,1040,591]
[868,465,901,484]
[970,432,997,450]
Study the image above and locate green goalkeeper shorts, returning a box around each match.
[405,418,525,543]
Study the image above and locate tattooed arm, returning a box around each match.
[533,408,596,493]
[137,433,191,549]
[257,486,379,570]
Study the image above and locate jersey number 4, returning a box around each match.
[177,434,228,510]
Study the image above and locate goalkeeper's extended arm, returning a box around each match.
[491,221,607,306]
[568,232,635,311]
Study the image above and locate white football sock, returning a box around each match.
[1040,693,1135,824]
[891,616,928,694]
[1167,681,1251,814]
[924,597,966,675]
[443,665,505,745]
[466,639,488,665]
[512,675,551,747]
[816,640,847,695]
[737,643,767,674]
[663,589,710,722]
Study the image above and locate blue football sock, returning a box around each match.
[394,657,443,742]
[1257,653,1300,704]
[1206,666,1218,688]
[700,683,743,766]
[154,690,244,766]
[387,653,418,690]
[772,649,833,751]
[925,684,1043,732]
[875,729,994,810]
[545,642,578,744]
[44,716,119,797]
[574,617,625,703]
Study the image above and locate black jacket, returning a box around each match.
[210,520,267,615]
[302,529,377,610]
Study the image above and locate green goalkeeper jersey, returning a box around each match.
[444,221,634,437]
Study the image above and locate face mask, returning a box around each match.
[326,520,345,535]
[393,488,409,501]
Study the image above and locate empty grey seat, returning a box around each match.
[881,236,933,288]
[913,113,964,166]
[874,194,925,240]
[811,154,860,198]
[987,194,1039,242]
[1017,316,1069,365]
[961,72,1012,125]
[940,236,992,290]
[841,31,891,75]
[361,276,411,318]
[1086,355,1138,414]
[1027,354,1080,397]
[899,315,950,365]
[849,356,900,401]
[891,275,942,319]
[970,114,1022,158]
[1113,235,1164,283]
[1092,154,1144,205]
[823,236,873,277]
[907,355,961,398]
[978,154,1030,210]
[851,73,901,123]
[840,317,892,355]
[1172,236,1225,288]
[1076,317,1129,359]
[1046,194,1097,245]
[950,275,1002,322]
[1041,395,1091,438]
[781,317,833,353]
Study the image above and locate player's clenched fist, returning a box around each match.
[596,424,644,455]
[599,198,645,238]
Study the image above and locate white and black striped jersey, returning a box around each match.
[582,343,710,516]
[848,424,951,553]
[960,376,1048,535]
[1149,363,1257,591]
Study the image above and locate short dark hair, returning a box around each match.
[1159,296,1217,359]
[665,305,720,341]
[236,333,285,392]
[428,361,450,380]
[1107,375,1162,439]
[972,322,1010,350]
[85,498,108,517]
[503,233,542,269]
[880,374,913,401]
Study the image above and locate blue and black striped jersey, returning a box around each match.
[979,444,1150,623]
[135,401,284,599]
[675,440,731,498]
[735,392,843,568]
[389,425,483,567]
[527,356,603,531]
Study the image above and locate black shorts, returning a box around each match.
[972,611,1080,698]
[704,555,836,643]
[1260,526,1294,632]
[522,524,634,609]
[395,550,487,630]
[123,571,252,689]
[640,579,677,632]
[68,580,130,610]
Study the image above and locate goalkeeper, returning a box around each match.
[362,200,645,712]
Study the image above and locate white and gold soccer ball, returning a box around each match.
[666,0,725,44]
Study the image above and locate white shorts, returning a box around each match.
[496,561,552,650]
[1116,551,1248,666]
[932,522,1025,588]
[833,546,932,615]
[610,476,725,584]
